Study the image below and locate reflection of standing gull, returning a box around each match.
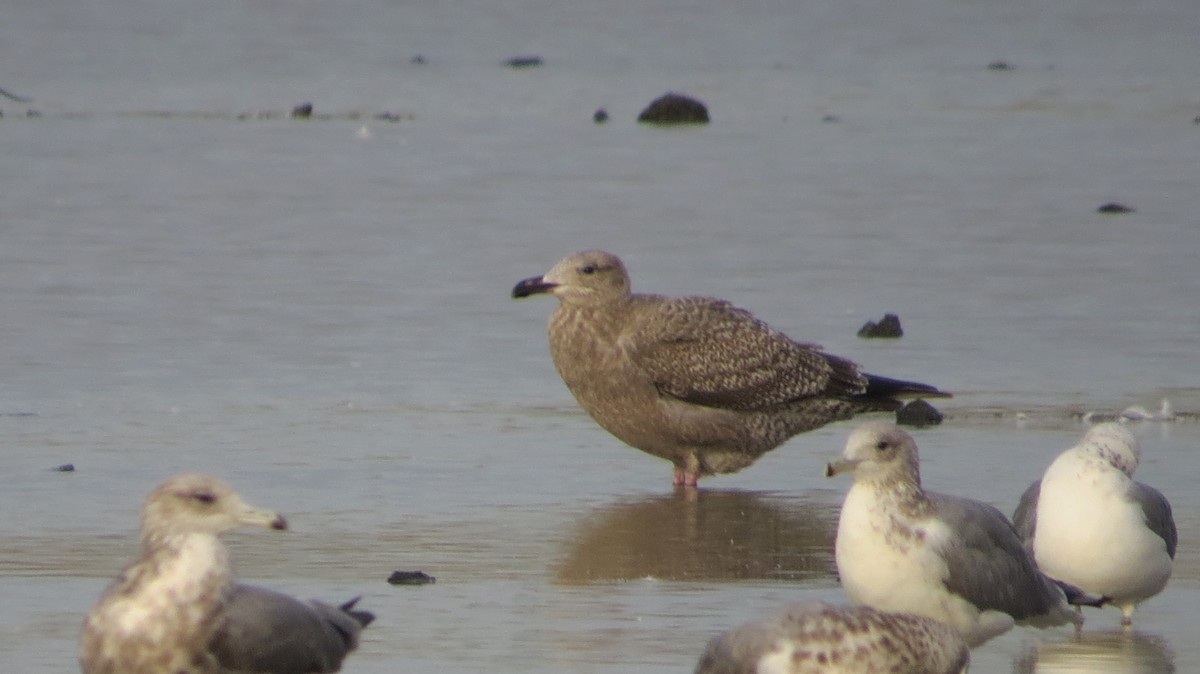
[1014,423,1177,625]
[1014,629,1177,674]
[554,490,836,583]
[80,474,373,674]
[695,600,969,674]
[827,422,1087,647]
[512,250,949,486]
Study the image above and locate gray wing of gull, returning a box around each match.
[624,296,866,411]
[929,492,1061,620]
[210,584,371,674]
[1011,479,1041,550]
[1130,482,1177,558]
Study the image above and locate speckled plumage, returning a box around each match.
[1013,423,1176,625]
[79,474,372,674]
[827,423,1082,647]
[695,601,969,674]
[512,250,949,485]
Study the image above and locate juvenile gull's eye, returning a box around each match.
[193,491,216,504]
[581,265,597,274]
[875,441,890,451]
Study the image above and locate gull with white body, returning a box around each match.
[1013,423,1176,626]
[827,422,1091,647]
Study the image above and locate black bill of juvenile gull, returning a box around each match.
[826,422,1096,647]
[695,600,969,674]
[1013,423,1176,626]
[511,250,950,486]
[79,473,373,674]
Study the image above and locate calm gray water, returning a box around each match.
[2,0,1198,672]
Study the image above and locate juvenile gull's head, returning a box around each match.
[512,250,631,303]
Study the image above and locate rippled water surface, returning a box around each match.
[2,1,1198,672]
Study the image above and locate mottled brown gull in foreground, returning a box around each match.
[512,250,950,486]
[695,601,969,674]
[79,474,373,674]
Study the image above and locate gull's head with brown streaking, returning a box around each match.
[139,473,287,545]
[80,474,371,674]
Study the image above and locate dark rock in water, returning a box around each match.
[374,111,411,123]
[857,313,904,339]
[291,103,313,119]
[637,93,709,125]
[987,61,1015,71]
[593,108,609,124]
[896,399,943,427]
[388,570,436,586]
[411,54,427,65]
[1097,202,1134,214]
[504,55,543,69]
[821,114,841,123]
[53,463,75,472]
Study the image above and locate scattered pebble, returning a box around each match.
[1097,202,1134,214]
[53,463,75,472]
[504,56,543,69]
[291,103,313,119]
[593,108,609,124]
[896,399,944,427]
[387,570,436,586]
[857,313,903,339]
[637,92,709,125]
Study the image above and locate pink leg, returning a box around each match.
[673,463,700,487]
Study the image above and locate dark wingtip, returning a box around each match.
[862,373,952,400]
[1055,580,1110,608]
[512,276,557,298]
[338,596,376,627]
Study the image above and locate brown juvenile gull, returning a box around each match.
[512,250,950,486]
[1012,423,1176,626]
[79,474,373,674]
[826,422,1098,648]
[694,600,969,674]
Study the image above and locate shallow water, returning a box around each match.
[2,0,1199,672]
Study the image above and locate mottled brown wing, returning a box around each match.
[625,296,865,411]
